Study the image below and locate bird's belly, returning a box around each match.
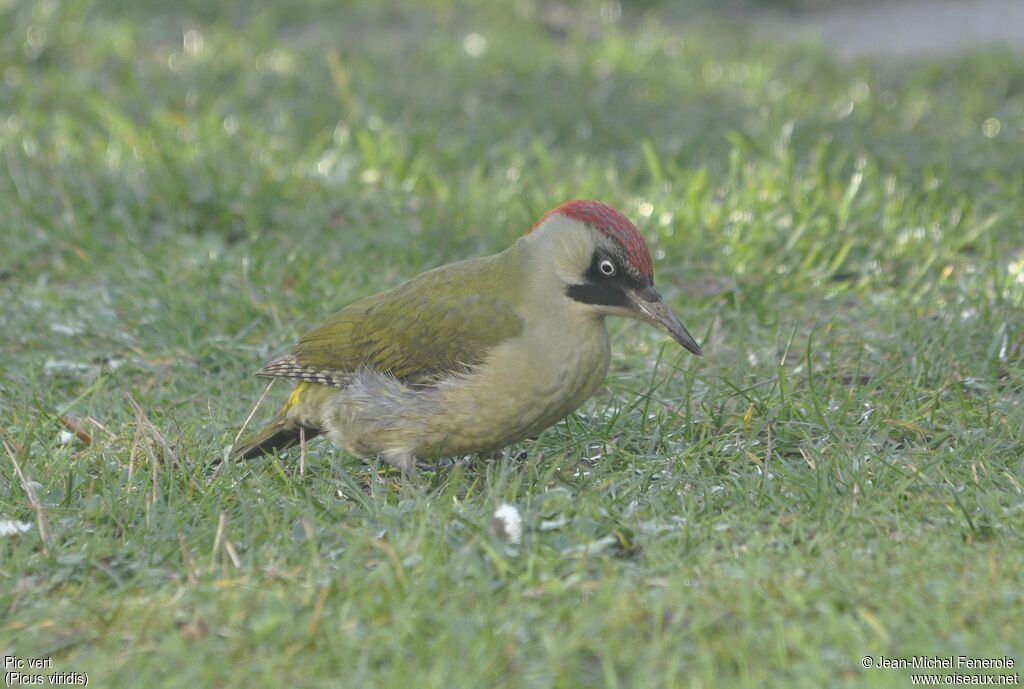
[320,321,611,463]
[428,326,612,456]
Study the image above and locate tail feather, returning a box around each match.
[232,381,333,462]
[232,414,321,461]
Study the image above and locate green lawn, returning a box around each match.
[1,1,1022,687]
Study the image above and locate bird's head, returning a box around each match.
[526,199,702,357]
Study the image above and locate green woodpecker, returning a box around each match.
[234,200,701,469]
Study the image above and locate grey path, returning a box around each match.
[765,0,1024,59]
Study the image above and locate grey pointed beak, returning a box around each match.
[630,287,702,357]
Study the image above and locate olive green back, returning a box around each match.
[257,249,526,386]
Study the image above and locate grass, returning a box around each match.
[1,0,1022,686]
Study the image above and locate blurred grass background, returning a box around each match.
[1,0,1022,687]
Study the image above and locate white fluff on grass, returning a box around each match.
[491,503,523,544]
[0,519,33,537]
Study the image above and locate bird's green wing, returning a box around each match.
[255,255,525,387]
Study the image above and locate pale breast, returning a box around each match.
[412,315,612,457]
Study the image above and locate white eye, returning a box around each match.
[598,258,616,276]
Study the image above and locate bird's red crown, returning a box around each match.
[529,199,654,276]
